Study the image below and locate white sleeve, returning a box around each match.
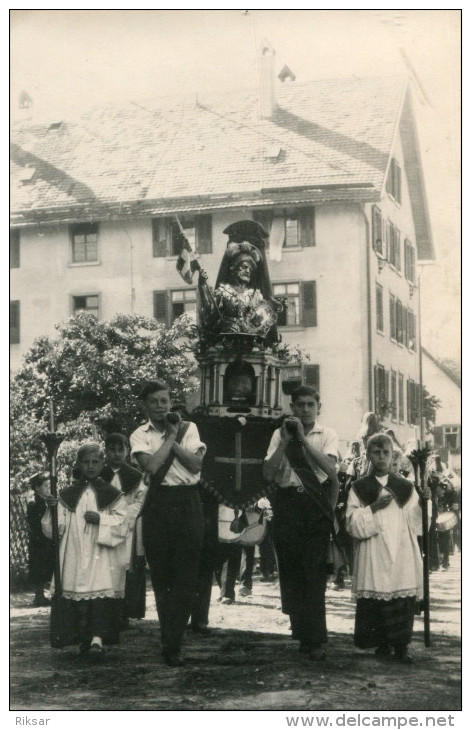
[346,487,379,540]
[405,488,430,536]
[182,422,207,456]
[125,482,148,531]
[322,427,339,459]
[264,429,281,461]
[130,426,152,457]
[97,496,128,547]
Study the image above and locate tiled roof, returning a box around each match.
[11,76,406,220]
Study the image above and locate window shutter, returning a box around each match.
[299,207,315,247]
[304,364,320,391]
[372,206,383,255]
[153,290,168,324]
[152,219,169,257]
[384,370,390,413]
[374,365,379,414]
[10,301,20,344]
[395,228,401,271]
[389,294,396,339]
[10,301,20,343]
[301,281,317,326]
[376,284,383,331]
[10,230,20,269]
[197,215,212,254]
[414,383,421,426]
[410,246,416,284]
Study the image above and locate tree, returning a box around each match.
[422,385,441,432]
[10,312,199,492]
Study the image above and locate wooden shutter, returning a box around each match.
[301,281,317,326]
[389,293,396,339]
[395,227,401,271]
[410,246,416,284]
[404,240,410,281]
[10,301,20,344]
[197,215,212,254]
[372,206,383,255]
[10,230,20,269]
[152,219,169,257]
[373,365,379,414]
[299,207,315,247]
[304,364,320,391]
[398,374,404,421]
[153,291,168,324]
[384,370,390,413]
[376,284,383,331]
[391,370,397,419]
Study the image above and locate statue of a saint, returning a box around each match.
[198,220,281,345]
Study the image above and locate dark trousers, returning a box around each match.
[240,545,255,590]
[191,488,219,627]
[259,526,277,578]
[215,542,242,600]
[143,486,204,655]
[354,597,415,649]
[51,597,113,647]
[272,488,331,648]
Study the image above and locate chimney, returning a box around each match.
[260,39,276,119]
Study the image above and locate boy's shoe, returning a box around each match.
[163,652,185,667]
[33,595,51,607]
[221,597,234,605]
[375,645,392,657]
[191,622,212,635]
[394,647,413,664]
[260,574,277,582]
[88,643,105,662]
[238,586,252,597]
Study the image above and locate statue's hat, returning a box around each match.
[223,220,269,245]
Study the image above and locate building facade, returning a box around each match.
[10,66,435,452]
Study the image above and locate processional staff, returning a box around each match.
[409,444,432,647]
[40,399,65,647]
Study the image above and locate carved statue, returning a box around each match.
[198,220,282,345]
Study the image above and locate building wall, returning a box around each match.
[422,354,460,426]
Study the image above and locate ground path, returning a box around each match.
[10,553,461,711]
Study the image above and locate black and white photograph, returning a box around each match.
[9,8,461,721]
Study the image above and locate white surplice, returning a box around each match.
[42,486,128,600]
[108,479,148,593]
[346,475,426,601]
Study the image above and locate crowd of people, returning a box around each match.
[25,381,460,668]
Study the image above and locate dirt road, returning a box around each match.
[10,553,461,711]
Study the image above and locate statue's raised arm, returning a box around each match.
[198,220,281,346]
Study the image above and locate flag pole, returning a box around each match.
[41,399,65,647]
[410,444,431,647]
[174,215,225,323]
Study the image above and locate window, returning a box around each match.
[398,373,404,421]
[253,207,315,248]
[372,206,383,256]
[153,289,197,324]
[387,223,401,271]
[404,239,416,284]
[444,426,460,451]
[303,364,320,391]
[273,283,300,326]
[71,223,98,263]
[395,299,406,345]
[72,295,99,319]
[407,379,420,425]
[273,280,317,327]
[10,301,20,344]
[374,364,389,417]
[10,230,20,268]
[376,283,384,332]
[386,158,401,204]
[390,370,397,419]
[406,309,416,350]
[170,289,197,323]
[152,215,212,257]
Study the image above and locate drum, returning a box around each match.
[436,511,458,532]
[218,504,267,546]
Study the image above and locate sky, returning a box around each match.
[9,9,461,363]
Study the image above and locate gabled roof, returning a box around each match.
[10,74,433,258]
[422,347,461,388]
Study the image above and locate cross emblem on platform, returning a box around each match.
[214,432,263,491]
